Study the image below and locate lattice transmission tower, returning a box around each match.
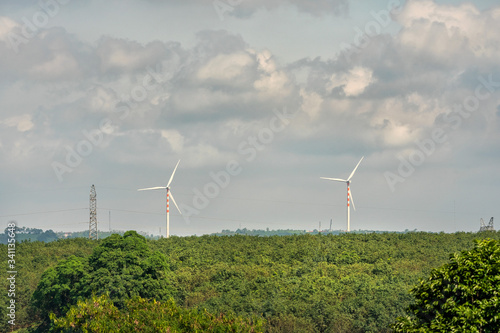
[89,184,98,240]
[479,217,495,232]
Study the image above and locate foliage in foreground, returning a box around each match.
[50,294,264,333]
[4,230,500,332]
[392,239,500,332]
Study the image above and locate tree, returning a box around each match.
[37,229,58,242]
[31,255,88,320]
[50,294,265,332]
[392,239,500,332]
[31,231,174,322]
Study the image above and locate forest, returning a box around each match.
[1,229,499,332]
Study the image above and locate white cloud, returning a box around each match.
[30,52,80,79]
[221,0,348,18]
[327,66,375,97]
[197,51,255,83]
[396,0,500,60]
[97,37,168,73]
[255,49,276,74]
[1,114,34,132]
[0,16,18,42]
[300,89,323,119]
[171,88,235,112]
[161,129,185,153]
[381,121,420,147]
[254,70,291,96]
[86,86,119,113]
[253,50,292,98]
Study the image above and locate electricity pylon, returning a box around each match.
[89,185,98,240]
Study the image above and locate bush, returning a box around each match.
[392,239,500,332]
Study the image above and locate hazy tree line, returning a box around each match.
[1,228,499,332]
[0,227,58,244]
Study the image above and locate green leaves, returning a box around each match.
[25,230,500,332]
[50,294,265,333]
[393,239,500,332]
[31,231,173,321]
[31,255,88,319]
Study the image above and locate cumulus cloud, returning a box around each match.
[97,37,171,74]
[161,129,185,153]
[300,89,323,119]
[253,50,293,98]
[1,114,34,132]
[0,16,19,42]
[228,0,348,18]
[327,66,375,97]
[1,0,500,181]
[86,86,119,113]
[396,0,500,62]
[161,0,348,18]
[0,26,94,81]
[197,51,256,84]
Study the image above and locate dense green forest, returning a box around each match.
[0,226,406,244]
[1,229,499,332]
[0,227,58,244]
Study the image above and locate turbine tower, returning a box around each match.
[89,184,98,240]
[138,160,182,238]
[321,156,364,232]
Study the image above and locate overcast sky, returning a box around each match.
[1,0,499,236]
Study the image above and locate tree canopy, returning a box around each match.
[50,294,264,333]
[31,231,173,322]
[4,230,498,332]
[392,238,500,332]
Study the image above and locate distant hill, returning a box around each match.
[213,228,414,237]
[1,225,418,244]
[0,225,158,244]
[0,226,58,244]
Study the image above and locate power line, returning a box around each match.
[0,208,87,218]
[0,202,486,221]
[98,207,163,216]
[78,186,495,216]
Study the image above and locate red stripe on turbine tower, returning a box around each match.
[347,187,350,206]
[137,160,182,238]
[320,156,364,232]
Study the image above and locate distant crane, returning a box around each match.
[138,160,182,238]
[321,156,364,232]
[479,217,495,232]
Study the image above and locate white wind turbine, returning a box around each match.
[321,156,364,232]
[138,160,182,238]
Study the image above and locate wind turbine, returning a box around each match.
[321,156,364,232]
[138,159,181,238]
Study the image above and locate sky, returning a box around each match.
[1,0,499,236]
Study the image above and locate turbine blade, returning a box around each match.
[349,188,356,211]
[138,186,166,191]
[347,156,364,181]
[320,177,347,182]
[169,192,182,215]
[167,159,181,187]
